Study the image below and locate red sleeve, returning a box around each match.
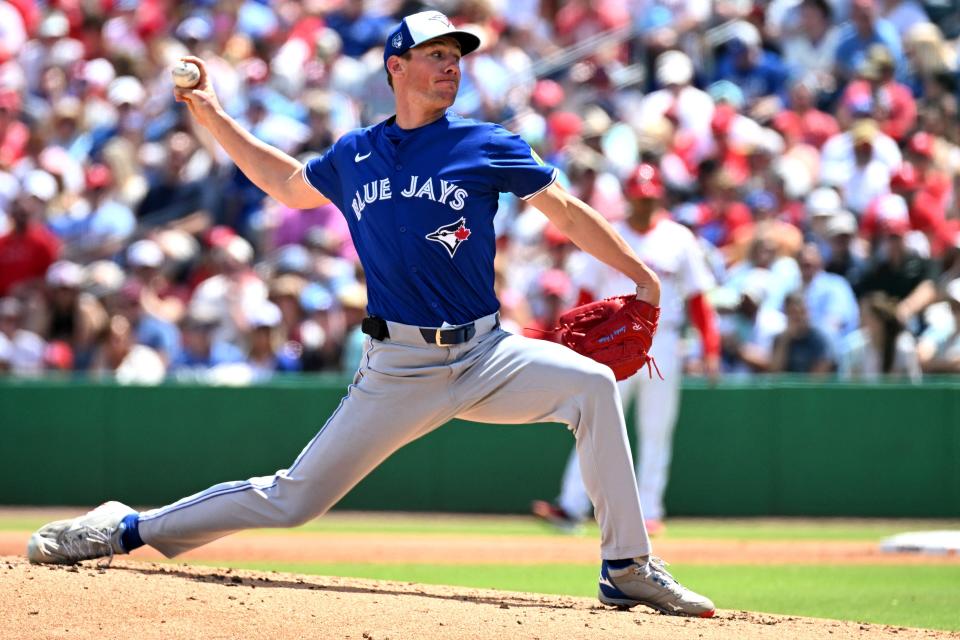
[687,292,720,358]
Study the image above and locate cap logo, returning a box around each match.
[391,31,403,49]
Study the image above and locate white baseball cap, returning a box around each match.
[107,76,146,106]
[655,51,693,86]
[127,239,165,268]
[824,210,858,237]
[247,300,282,329]
[46,260,84,288]
[806,187,842,217]
[23,170,58,202]
[224,235,254,264]
[383,11,481,69]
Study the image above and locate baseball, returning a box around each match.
[171,61,201,89]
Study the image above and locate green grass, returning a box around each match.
[3,511,958,541]
[170,559,960,632]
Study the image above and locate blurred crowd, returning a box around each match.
[2,0,960,383]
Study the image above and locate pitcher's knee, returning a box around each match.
[577,363,618,398]
[275,498,324,528]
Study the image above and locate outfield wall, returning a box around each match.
[1,378,957,517]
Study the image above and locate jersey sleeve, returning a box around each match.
[481,125,558,199]
[302,140,344,206]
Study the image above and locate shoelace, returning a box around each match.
[635,556,684,596]
[58,526,116,568]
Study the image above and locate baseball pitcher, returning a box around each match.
[27,11,714,618]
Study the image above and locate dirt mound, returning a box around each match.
[3,556,955,640]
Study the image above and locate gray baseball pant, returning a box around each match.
[138,313,651,560]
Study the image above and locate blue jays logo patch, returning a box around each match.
[391,32,403,49]
[426,217,471,258]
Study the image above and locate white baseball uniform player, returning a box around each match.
[538,164,718,531]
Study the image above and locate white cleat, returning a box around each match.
[598,556,716,618]
[27,501,135,565]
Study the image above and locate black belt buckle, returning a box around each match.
[420,323,476,346]
[361,316,389,341]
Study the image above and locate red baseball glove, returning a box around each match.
[554,295,661,381]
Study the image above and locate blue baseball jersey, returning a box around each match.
[303,111,557,326]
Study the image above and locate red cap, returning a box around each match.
[539,268,571,297]
[203,225,237,248]
[624,163,665,200]
[85,164,113,190]
[547,111,582,149]
[43,341,74,371]
[909,132,935,159]
[531,79,564,111]
[890,163,919,192]
[542,222,569,247]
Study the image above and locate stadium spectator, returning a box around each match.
[39,260,104,369]
[834,0,905,85]
[637,50,714,153]
[0,88,29,169]
[823,210,870,289]
[856,207,937,317]
[171,302,246,379]
[716,268,787,374]
[712,21,789,114]
[190,235,268,347]
[770,292,835,374]
[838,45,916,141]
[89,314,166,385]
[0,296,45,376]
[773,76,840,150]
[244,300,300,381]
[51,163,136,264]
[798,242,861,352]
[0,171,61,297]
[839,291,922,379]
[780,0,843,91]
[917,278,960,373]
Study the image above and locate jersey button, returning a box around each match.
[395,164,402,170]
[411,266,418,273]
[399,226,406,233]
[431,302,438,308]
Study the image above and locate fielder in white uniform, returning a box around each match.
[25,13,715,617]
[535,163,719,533]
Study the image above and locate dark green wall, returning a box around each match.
[1,378,957,516]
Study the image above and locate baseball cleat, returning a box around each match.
[531,500,584,533]
[598,556,715,618]
[27,501,135,565]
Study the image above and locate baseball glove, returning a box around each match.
[554,295,661,381]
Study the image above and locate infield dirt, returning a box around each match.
[4,556,959,640]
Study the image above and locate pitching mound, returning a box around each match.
[3,556,954,640]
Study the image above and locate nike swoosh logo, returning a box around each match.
[355,152,371,162]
